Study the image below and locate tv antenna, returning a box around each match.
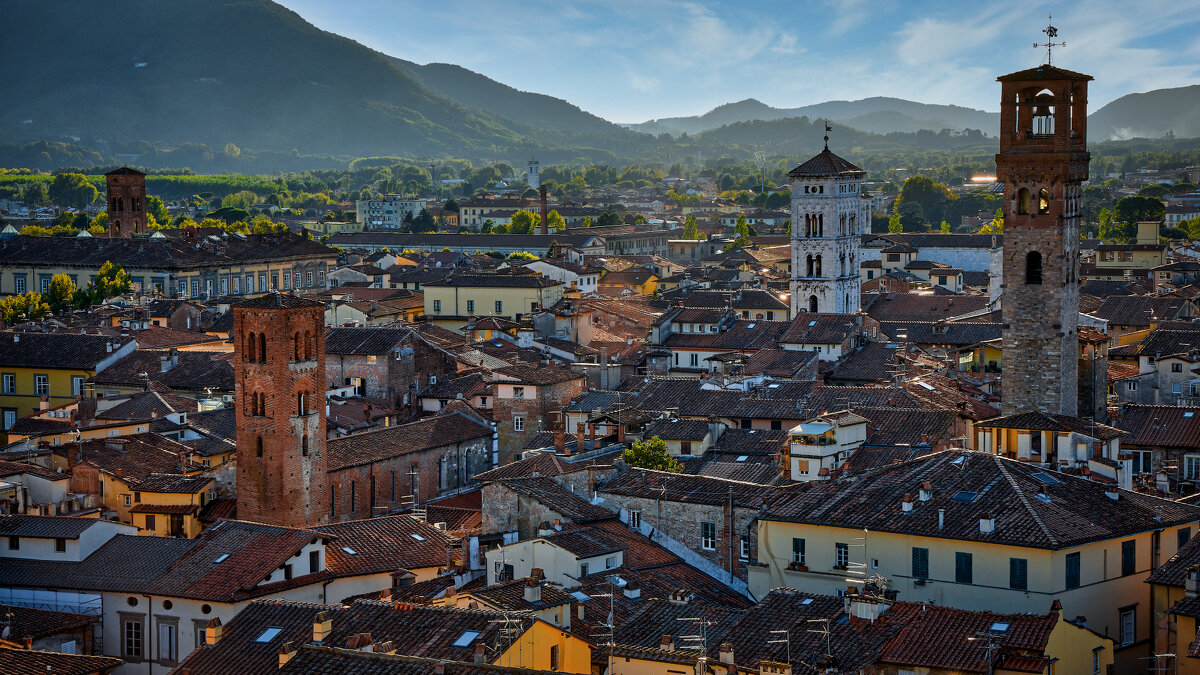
[1034,15,1065,65]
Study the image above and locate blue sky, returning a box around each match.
[277,0,1200,123]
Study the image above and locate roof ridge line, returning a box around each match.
[993,455,1058,548]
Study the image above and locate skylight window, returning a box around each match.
[214,554,230,563]
[808,320,817,327]
[571,591,591,602]
[1186,412,1196,419]
[917,382,935,391]
[736,455,749,462]
[342,546,357,555]
[800,598,813,605]
[1031,472,1060,486]
[452,630,481,648]
[411,534,426,541]
[989,622,1010,633]
[950,491,978,503]
[255,627,284,643]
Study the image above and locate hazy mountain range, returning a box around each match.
[1,0,1197,169]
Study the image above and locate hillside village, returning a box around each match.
[8,29,1200,675]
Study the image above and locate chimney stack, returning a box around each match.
[313,611,332,643]
[279,642,298,668]
[901,494,913,513]
[718,643,735,665]
[979,513,995,534]
[524,574,543,604]
[540,186,549,235]
[660,634,674,652]
[205,618,223,645]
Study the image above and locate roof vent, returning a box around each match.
[918,482,933,502]
[1105,487,1119,501]
[901,494,914,513]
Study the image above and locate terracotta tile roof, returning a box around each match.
[1116,404,1200,448]
[128,502,199,515]
[327,412,492,472]
[467,577,574,612]
[172,599,338,675]
[1094,296,1189,326]
[143,520,332,602]
[739,349,816,378]
[0,646,123,675]
[663,320,789,352]
[778,313,859,345]
[278,644,569,675]
[763,451,1200,549]
[421,373,491,400]
[0,332,134,370]
[73,433,202,485]
[473,447,623,482]
[325,327,412,355]
[1136,326,1200,358]
[856,406,960,446]
[787,148,864,178]
[0,514,106,539]
[827,342,900,383]
[116,325,224,349]
[1108,361,1140,383]
[710,428,790,456]
[235,293,324,310]
[90,349,234,392]
[1148,528,1200,587]
[641,417,711,441]
[0,459,67,481]
[493,363,584,386]
[93,390,199,422]
[878,321,1002,346]
[318,515,457,576]
[877,603,1057,672]
[494,477,615,524]
[998,63,1093,81]
[599,468,774,508]
[864,293,990,322]
[977,411,1125,440]
[0,603,95,641]
[0,534,195,594]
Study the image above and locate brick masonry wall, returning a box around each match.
[234,302,330,528]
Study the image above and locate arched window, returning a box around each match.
[1025,251,1043,285]
[304,331,313,360]
[297,391,306,416]
[1037,189,1050,215]
[1017,188,1031,215]
[815,255,822,277]
[258,333,266,363]
[809,295,819,313]
[301,434,309,457]
[848,213,856,233]
[256,436,263,458]
[117,198,124,212]
[806,254,814,277]
[818,213,824,238]
[294,333,302,361]
[840,214,847,236]
[112,220,121,235]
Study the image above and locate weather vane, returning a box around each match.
[823,121,831,150]
[1033,14,1065,65]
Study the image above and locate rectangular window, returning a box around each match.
[700,521,716,550]
[513,415,524,432]
[740,536,749,561]
[549,644,559,671]
[1,373,14,394]
[55,537,66,552]
[14,276,25,294]
[145,514,155,531]
[792,538,805,565]
[310,550,320,573]
[271,273,279,290]
[220,277,228,295]
[123,617,144,659]
[1010,558,1028,590]
[1119,608,1135,646]
[72,375,85,397]
[1093,647,1103,674]
[912,547,929,580]
[34,374,49,395]
[1,408,13,431]
[1180,527,1192,550]
[495,300,503,313]
[629,510,641,529]
[307,272,314,287]
[681,441,692,455]
[1174,363,1184,372]
[433,299,441,312]
[1066,552,1081,589]
[283,564,293,580]
[835,542,849,569]
[318,270,325,286]
[259,274,267,292]
[1121,540,1136,576]
[283,271,291,289]
[955,552,973,584]
[158,619,177,664]
[512,387,525,399]
[124,495,131,507]
[1187,456,1200,480]
[191,279,199,298]
[7,536,17,550]
[467,300,475,313]
[233,276,240,294]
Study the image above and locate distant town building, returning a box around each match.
[355,196,427,229]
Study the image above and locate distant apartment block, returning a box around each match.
[356,196,427,229]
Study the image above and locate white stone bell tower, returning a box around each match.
[788,132,869,315]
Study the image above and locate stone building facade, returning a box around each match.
[788,145,869,315]
[997,63,1092,416]
[324,407,494,521]
[597,470,772,581]
[491,365,586,464]
[106,167,146,237]
[234,294,329,528]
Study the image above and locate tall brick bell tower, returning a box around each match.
[105,167,147,237]
[997,33,1091,416]
[234,294,329,528]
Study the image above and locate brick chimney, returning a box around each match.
[313,611,332,643]
[540,186,549,235]
[718,643,735,665]
[524,576,542,604]
[205,618,223,645]
[278,641,298,668]
[660,634,674,652]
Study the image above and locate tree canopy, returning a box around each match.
[622,436,683,473]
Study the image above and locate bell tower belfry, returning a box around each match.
[997,23,1091,416]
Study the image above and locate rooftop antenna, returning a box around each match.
[805,617,833,667]
[677,615,714,656]
[967,628,1004,675]
[767,629,791,665]
[1034,15,1065,65]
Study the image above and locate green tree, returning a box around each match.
[622,436,683,473]
[887,212,903,234]
[545,210,566,232]
[146,195,169,224]
[22,181,49,204]
[681,214,700,240]
[443,198,459,213]
[48,173,98,209]
[734,213,750,238]
[223,143,241,158]
[19,225,52,236]
[43,274,78,314]
[0,292,50,323]
[1114,195,1166,226]
[581,216,593,228]
[939,220,951,234]
[509,210,539,235]
[1097,208,1115,241]
[893,176,954,228]
[91,261,132,301]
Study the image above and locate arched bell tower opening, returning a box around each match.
[997,27,1091,417]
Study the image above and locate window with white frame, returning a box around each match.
[34,374,48,395]
[1119,608,1135,646]
[628,510,641,529]
[513,415,524,432]
[740,536,749,560]
[1187,455,1200,480]
[700,521,716,550]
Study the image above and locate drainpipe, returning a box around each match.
[143,594,154,674]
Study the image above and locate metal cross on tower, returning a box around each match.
[1033,15,1065,65]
